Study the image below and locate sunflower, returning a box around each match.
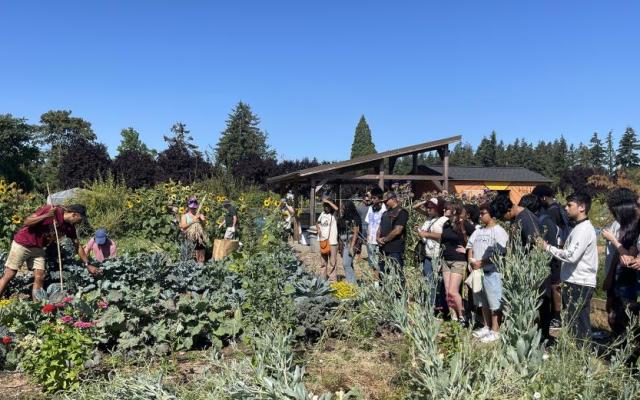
[204,206,210,212]
[169,194,177,201]
[216,217,224,225]
[216,196,225,203]
[238,196,245,203]
[126,201,133,209]
[263,198,272,208]
[179,207,186,214]
[0,184,6,195]
[135,196,142,204]
[11,215,21,225]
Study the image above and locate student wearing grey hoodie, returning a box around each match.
[538,192,598,340]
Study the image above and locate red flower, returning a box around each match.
[62,296,74,303]
[41,304,56,314]
[1,336,11,345]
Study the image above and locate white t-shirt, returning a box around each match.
[365,204,387,244]
[466,225,509,272]
[548,219,598,287]
[317,212,338,245]
[421,216,448,258]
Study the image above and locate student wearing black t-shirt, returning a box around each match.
[377,191,409,276]
[440,202,475,324]
[491,194,541,249]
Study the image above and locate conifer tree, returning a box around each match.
[449,142,475,165]
[475,131,498,166]
[606,130,616,175]
[215,102,274,170]
[350,115,376,159]
[589,132,605,169]
[616,127,640,170]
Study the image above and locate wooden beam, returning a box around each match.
[378,161,384,190]
[388,157,397,175]
[441,145,450,192]
[309,180,316,227]
[304,174,446,182]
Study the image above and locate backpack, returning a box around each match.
[549,203,571,245]
[538,213,559,244]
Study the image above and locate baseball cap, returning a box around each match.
[382,191,397,201]
[95,228,108,245]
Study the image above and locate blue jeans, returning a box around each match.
[422,257,437,307]
[342,246,356,283]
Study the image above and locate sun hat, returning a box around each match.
[95,228,108,245]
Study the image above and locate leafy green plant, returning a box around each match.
[20,322,94,393]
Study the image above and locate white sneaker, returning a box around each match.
[480,331,500,343]
[472,326,490,339]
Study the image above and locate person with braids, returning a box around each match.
[440,201,475,324]
[601,188,640,336]
[338,199,362,284]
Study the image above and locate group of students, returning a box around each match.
[315,184,635,344]
[315,188,409,284]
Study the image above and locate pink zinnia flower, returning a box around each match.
[60,316,74,324]
[97,300,109,309]
[73,321,94,329]
[63,296,74,303]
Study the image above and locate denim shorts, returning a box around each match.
[481,270,503,311]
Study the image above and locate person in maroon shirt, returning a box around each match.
[0,204,102,299]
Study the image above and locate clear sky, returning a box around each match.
[2,1,639,161]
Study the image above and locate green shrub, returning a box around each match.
[20,323,94,393]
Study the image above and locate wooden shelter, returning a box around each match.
[267,135,461,226]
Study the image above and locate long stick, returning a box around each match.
[47,185,64,291]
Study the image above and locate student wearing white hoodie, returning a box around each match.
[538,192,598,340]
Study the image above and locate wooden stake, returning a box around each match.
[47,185,64,291]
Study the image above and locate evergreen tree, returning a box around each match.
[589,132,605,169]
[157,122,207,183]
[215,102,275,171]
[606,130,616,175]
[475,131,498,166]
[616,127,640,170]
[576,143,592,167]
[117,127,154,155]
[113,150,158,189]
[449,142,475,165]
[350,115,376,158]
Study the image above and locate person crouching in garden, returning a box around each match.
[338,200,362,284]
[0,204,102,300]
[84,228,117,262]
[538,192,598,341]
[180,197,207,263]
[317,197,339,282]
[467,201,509,343]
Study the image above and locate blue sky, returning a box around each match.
[1,1,639,161]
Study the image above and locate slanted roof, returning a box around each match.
[268,135,461,184]
[423,166,552,183]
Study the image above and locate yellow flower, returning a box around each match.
[263,199,272,208]
[135,196,142,203]
[239,196,245,202]
[330,281,358,300]
[11,215,21,225]
[179,207,186,214]
[262,234,269,241]
[204,206,210,212]
[169,194,177,201]
[0,298,15,308]
[0,185,6,195]
[216,217,224,225]
[216,196,226,203]
[126,201,133,209]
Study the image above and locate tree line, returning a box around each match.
[0,102,321,191]
[2,103,638,195]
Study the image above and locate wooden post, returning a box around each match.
[309,180,316,228]
[293,184,301,242]
[442,145,450,192]
[411,153,418,174]
[388,157,396,175]
[338,183,342,215]
[378,160,385,190]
